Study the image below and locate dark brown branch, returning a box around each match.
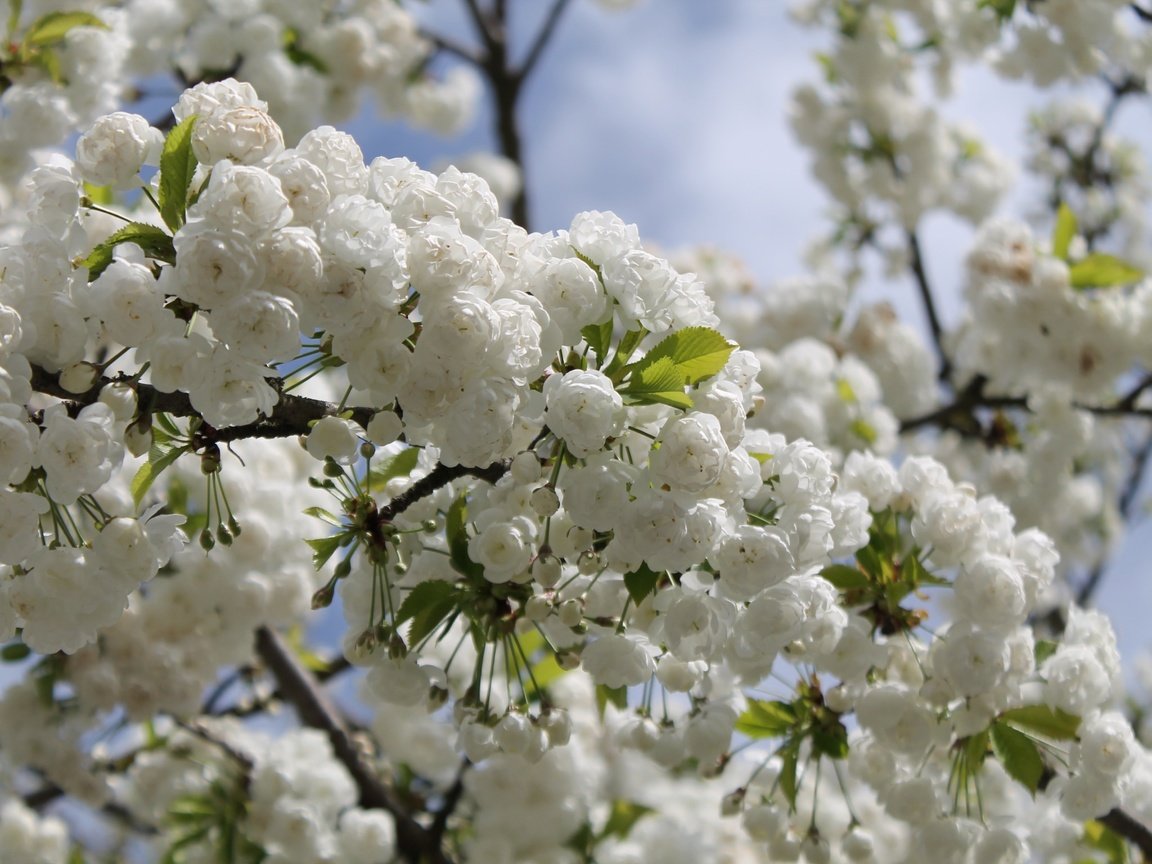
[30,364,375,444]
[1134,2,1152,22]
[254,626,455,864]
[899,374,1152,435]
[1101,807,1152,860]
[375,460,506,526]
[202,656,354,716]
[906,229,951,382]
[429,761,470,846]
[1075,426,1152,606]
[424,31,484,67]
[461,0,497,51]
[519,0,573,80]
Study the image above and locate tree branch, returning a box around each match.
[1101,807,1152,860]
[899,374,1152,436]
[518,0,573,80]
[423,31,484,68]
[29,364,375,444]
[905,228,951,382]
[254,626,455,864]
[1075,426,1152,606]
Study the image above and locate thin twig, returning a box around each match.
[30,364,375,444]
[423,31,484,67]
[429,761,470,845]
[1075,426,1152,606]
[254,626,455,864]
[905,229,951,382]
[519,0,573,79]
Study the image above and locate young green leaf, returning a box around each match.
[23,10,105,47]
[618,356,694,409]
[977,0,1016,23]
[623,563,662,604]
[305,535,343,570]
[600,800,654,840]
[627,326,735,386]
[581,320,614,364]
[1052,202,1077,261]
[595,683,628,718]
[6,0,22,41]
[282,28,330,73]
[80,222,175,281]
[1069,253,1143,290]
[999,704,1081,740]
[396,580,459,646]
[446,491,484,579]
[735,698,797,739]
[604,327,648,381]
[1083,819,1130,864]
[302,506,344,527]
[819,563,871,591]
[158,115,199,232]
[811,716,850,760]
[130,445,188,509]
[368,446,419,490]
[777,737,801,810]
[990,721,1045,794]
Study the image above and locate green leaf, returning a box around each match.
[395,580,459,646]
[977,0,1016,23]
[302,506,343,527]
[999,704,1081,740]
[595,683,628,717]
[777,737,800,810]
[36,46,63,83]
[131,445,187,508]
[79,222,174,281]
[619,356,694,409]
[581,320,614,364]
[600,799,654,840]
[735,698,797,739]
[446,491,484,579]
[368,446,419,490]
[1069,253,1143,290]
[990,721,1045,795]
[24,10,105,46]
[7,0,22,41]
[812,717,849,760]
[153,412,183,438]
[1052,202,1077,261]
[855,545,884,581]
[282,28,329,73]
[623,563,662,605]
[903,554,949,587]
[1083,819,1130,864]
[1034,639,1058,666]
[627,326,734,387]
[529,650,568,692]
[604,327,648,381]
[158,115,199,232]
[819,563,871,591]
[849,418,877,445]
[305,535,343,570]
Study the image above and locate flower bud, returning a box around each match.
[59,362,98,394]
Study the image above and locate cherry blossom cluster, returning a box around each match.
[0,0,1151,860]
[0,0,475,191]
